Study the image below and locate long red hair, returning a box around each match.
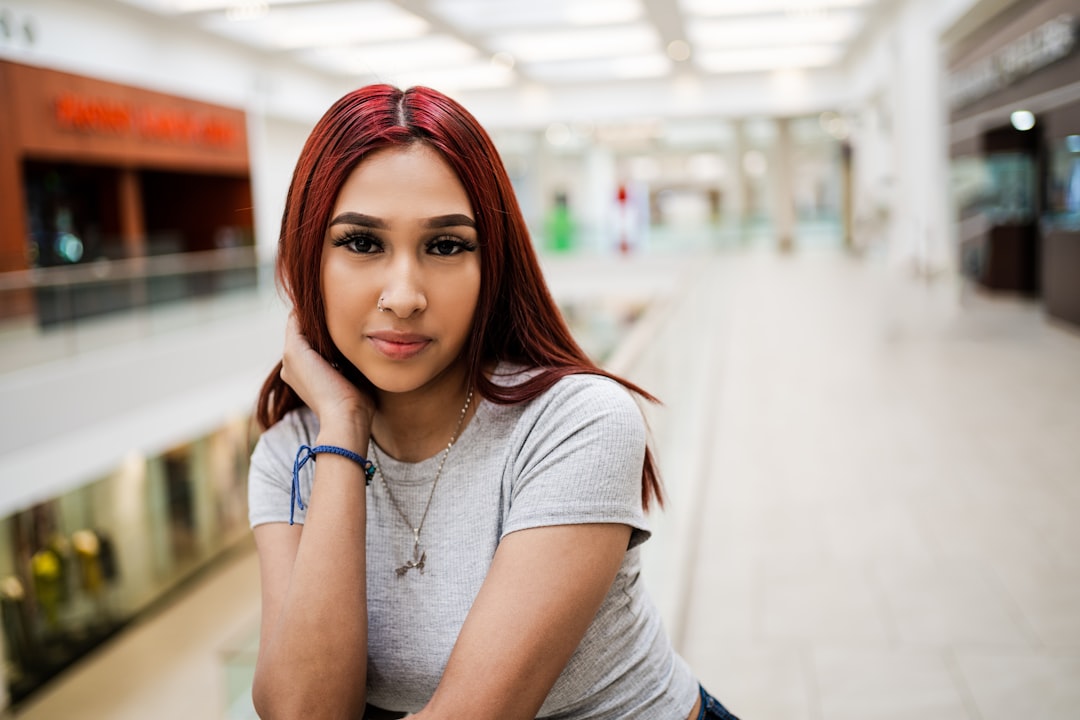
[255,84,663,509]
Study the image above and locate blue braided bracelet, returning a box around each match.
[290,444,376,525]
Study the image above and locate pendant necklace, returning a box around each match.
[370,387,473,577]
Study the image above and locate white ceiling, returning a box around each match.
[113,0,887,95]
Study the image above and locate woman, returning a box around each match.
[248,84,739,720]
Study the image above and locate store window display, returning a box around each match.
[0,420,254,706]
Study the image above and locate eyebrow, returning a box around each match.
[424,213,476,229]
[327,212,476,230]
[328,212,387,229]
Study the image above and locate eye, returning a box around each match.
[332,232,383,254]
[428,236,477,257]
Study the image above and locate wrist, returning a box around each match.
[317,409,373,449]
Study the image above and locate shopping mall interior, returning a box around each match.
[0,0,1078,718]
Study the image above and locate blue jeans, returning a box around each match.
[364,687,740,719]
[697,685,740,720]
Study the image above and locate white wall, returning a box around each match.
[841,0,1010,273]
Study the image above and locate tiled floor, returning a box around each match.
[7,247,1080,719]
[681,250,1080,720]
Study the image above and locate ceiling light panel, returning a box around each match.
[490,24,659,63]
[114,0,320,14]
[680,0,872,16]
[696,45,842,72]
[688,11,861,48]
[299,35,479,76]
[199,1,429,50]
[393,62,517,91]
[429,0,644,31]
[526,53,671,82]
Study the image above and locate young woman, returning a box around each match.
[248,84,739,720]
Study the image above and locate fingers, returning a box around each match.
[280,313,304,385]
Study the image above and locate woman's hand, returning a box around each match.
[253,313,374,719]
[280,312,375,431]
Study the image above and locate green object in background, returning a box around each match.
[545,193,575,253]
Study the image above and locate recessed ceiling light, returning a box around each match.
[1010,110,1036,131]
[667,40,692,62]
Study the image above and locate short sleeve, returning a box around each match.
[248,409,317,528]
[502,375,651,548]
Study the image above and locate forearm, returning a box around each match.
[254,426,370,718]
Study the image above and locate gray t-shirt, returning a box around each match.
[249,368,699,719]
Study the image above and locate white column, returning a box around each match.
[245,83,279,290]
[890,0,953,275]
[726,119,750,238]
[773,117,797,252]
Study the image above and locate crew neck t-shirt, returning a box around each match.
[248,368,699,719]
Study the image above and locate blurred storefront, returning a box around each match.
[0,60,256,325]
[0,417,254,706]
[947,1,1080,327]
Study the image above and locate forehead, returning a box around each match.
[333,143,473,217]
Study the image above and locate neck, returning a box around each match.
[372,366,474,462]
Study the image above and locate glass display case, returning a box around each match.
[1044,135,1080,231]
[981,152,1037,225]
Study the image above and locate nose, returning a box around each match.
[377,257,427,318]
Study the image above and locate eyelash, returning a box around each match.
[331,232,382,254]
[331,232,477,257]
[428,236,478,256]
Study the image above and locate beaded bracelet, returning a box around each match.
[290,444,376,525]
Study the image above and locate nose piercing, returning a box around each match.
[377,297,386,312]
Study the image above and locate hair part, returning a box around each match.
[255,84,664,510]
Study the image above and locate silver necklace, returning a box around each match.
[370,387,473,577]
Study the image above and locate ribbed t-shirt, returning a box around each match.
[248,367,699,719]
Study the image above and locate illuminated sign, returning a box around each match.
[53,92,241,147]
[949,13,1078,110]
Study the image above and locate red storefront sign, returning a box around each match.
[53,92,241,148]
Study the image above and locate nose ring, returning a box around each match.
[377,297,386,312]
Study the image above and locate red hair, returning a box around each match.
[255,84,663,509]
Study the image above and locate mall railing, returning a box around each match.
[605,258,720,649]
[0,247,267,373]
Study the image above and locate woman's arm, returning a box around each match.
[251,315,374,719]
[413,522,633,720]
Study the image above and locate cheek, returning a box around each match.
[433,267,481,339]
[459,267,482,330]
[322,260,369,304]
[321,263,374,345]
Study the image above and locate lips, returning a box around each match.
[367,330,432,360]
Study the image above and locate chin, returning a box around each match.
[360,362,458,396]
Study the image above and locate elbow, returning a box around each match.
[251,669,303,720]
[252,667,365,720]
[251,674,283,720]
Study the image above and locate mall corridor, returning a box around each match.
[9,247,1080,720]
[3,0,1080,716]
